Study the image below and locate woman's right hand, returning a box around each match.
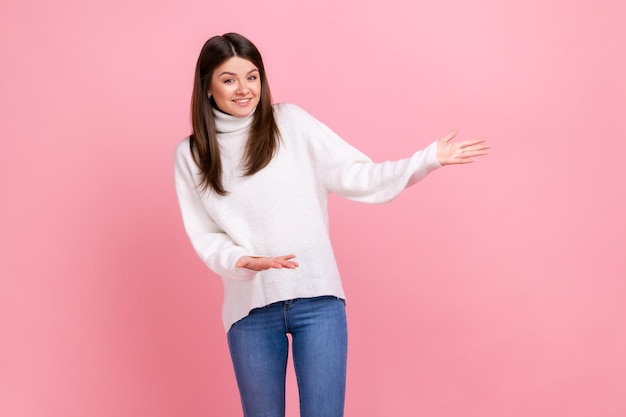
[236,254,299,271]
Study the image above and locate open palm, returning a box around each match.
[436,130,489,166]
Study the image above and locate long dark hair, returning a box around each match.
[190,33,280,195]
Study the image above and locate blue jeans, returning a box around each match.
[227,296,348,417]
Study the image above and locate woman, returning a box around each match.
[174,32,488,417]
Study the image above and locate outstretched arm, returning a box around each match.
[436,130,490,166]
[236,254,299,271]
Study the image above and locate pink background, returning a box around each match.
[2,0,625,416]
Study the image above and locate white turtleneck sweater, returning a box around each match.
[174,103,441,331]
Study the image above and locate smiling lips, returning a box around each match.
[233,98,252,104]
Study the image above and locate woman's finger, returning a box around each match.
[441,129,458,143]
[459,138,488,149]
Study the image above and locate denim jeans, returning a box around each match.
[227,296,348,417]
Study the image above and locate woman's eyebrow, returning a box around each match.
[218,69,259,77]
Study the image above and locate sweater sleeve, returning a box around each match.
[295,107,442,203]
[174,139,257,281]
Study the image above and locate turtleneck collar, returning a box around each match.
[213,106,256,134]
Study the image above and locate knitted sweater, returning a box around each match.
[174,103,441,331]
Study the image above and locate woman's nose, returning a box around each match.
[236,82,249,94]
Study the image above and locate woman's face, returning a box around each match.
[209,56,261,117]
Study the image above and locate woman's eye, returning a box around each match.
[248,75,258,81]
[224,79,235,84]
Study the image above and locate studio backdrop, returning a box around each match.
[1,0,625,416]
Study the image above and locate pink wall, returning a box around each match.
[2,0,625,416]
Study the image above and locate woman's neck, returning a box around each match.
[213,107,256,134]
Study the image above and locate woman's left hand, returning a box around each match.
[436,130,490,166]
